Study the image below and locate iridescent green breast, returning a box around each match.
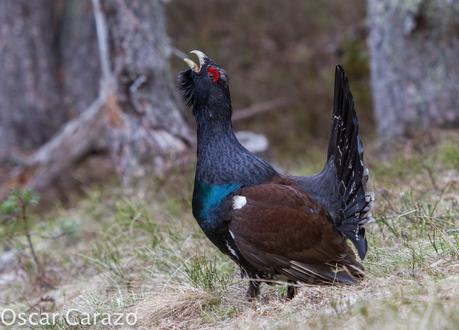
[192,180,240,229]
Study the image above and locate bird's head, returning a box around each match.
[178,50,231,120]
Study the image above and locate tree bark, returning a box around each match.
[101,0,192,181]
[367,0,459,142]
[0,0,64,156]
[60,0,101,117]
[0,0,192,197]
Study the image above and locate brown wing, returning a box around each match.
[229,182,364,284]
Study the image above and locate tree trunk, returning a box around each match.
[0,0,64,157]
[367,0,459,142]
[1,0,192,196]
[101,0,193,181]
[60,0,101,117]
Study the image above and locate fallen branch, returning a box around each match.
[0,98,107,198]
[232,97,293,122]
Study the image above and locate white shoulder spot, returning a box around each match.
[232,195,247,209]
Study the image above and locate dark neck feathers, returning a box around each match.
[194,104,276,186]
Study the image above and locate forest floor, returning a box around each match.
[0,132,458,329]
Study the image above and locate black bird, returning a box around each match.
[178,50,374,299]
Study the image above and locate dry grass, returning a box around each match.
[0,137,458,329]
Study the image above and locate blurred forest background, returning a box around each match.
[0,0,457,201]
[0,0,458,328]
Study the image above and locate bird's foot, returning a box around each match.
[246,280,260,300]
[286,285,297,300]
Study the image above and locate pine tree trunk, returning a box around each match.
[101,0,193,181]
[60,0,101,117]
[0,0,64,157]
[0,0,192,196]
[367,0,459,142]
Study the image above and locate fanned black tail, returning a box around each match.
[327,65,374,260]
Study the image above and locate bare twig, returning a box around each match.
[37,233,66,240]
[232,97,293,122]
[19,199,42,276]
[423,164,440,191]
[25,296,55,314]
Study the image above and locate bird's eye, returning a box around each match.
[207,66,220,83]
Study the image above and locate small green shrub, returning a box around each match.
[184,256,231,291]
[0,189,46,283]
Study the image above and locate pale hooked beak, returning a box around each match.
[183,50,208,73]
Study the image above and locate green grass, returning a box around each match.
[0,137,458,329]
[184,256,233,292]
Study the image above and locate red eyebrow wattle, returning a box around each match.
[207,66,220,83]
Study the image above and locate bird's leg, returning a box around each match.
[246,280,260,300]
[286,284,297,300]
